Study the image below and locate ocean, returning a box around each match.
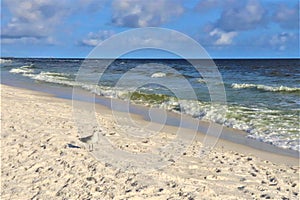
[1,58,299,151]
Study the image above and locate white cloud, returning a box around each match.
[2,0,70,39]
[269,32,296,51]
[209,28,237,45]
[80,30,115,46]
[1,0,106,44]
[111,0,184,27]
[198,0,267,47]
[216,0,267,32]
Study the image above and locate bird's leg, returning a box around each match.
[88,143,94,152]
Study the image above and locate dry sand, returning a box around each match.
[1,84,299,199]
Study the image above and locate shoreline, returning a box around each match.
[3,82,299,161]
[2,58,299,153]
[1,84,299,199]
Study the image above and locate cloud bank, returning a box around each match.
[80,30,115,46]
[111,0,184,27]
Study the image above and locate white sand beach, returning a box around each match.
[1,84,299,199]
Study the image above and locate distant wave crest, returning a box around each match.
[0,58,13,64]
[151,72,166,78]
[232,83,300,93]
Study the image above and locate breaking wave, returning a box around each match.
[232,83,300,93]
[9,65,35,74]
[151,72,166,78]
[0,58,13,64]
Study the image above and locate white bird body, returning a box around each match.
[79,132,99,151]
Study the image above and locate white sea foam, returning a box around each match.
[232,83,300,93]
[31,71,82,87]
[39,72,70,79]
[20,64,35,69]
[0,58,13,64]
[159,98,299,151]
[151,72,166,78]
[9,65,35,74]
[9,68,79,87]
[9,68,32,74]
[196,78,206,83]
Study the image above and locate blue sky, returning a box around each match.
[1,0,299,58]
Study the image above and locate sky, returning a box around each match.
[1,0,299,58]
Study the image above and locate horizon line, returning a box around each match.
[1,56,299,60]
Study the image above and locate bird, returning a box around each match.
[79,132,99,152]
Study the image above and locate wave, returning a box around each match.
[196,78,206,83]
[38,71,72,79]
[10,68,79,87]
[9,65,35,74]
[151,72,166,78]
[28,71,81,88]
[0,58,13,64]
[159,99,299,151]
[9,68,32,74]
[20,64,38,69]
[232,83,300,93]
